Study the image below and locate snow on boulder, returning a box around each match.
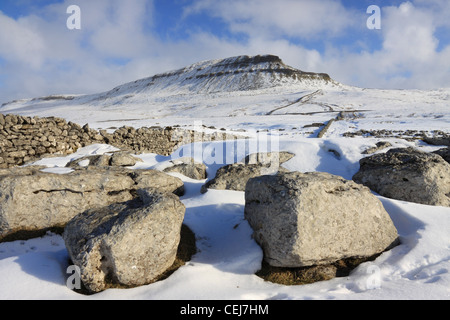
[63,189,185,293]
[244,171,399,268]
[353,147,450,207]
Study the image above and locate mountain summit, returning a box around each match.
[1,54,341,121]
[99,54,335,99]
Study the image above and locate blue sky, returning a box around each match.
[1,0,450,103]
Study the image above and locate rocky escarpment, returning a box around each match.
[94,55,334,101]
[0,113,241,169]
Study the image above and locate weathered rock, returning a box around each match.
[362,141,392,155]
[242,151,295,165]
[131,169,185,196]
[0,166,184,242]
[66,152,142,168]
[65,155,112,168]
[63,189,185,293]
[433,147,450,163]
[423,135,450,147]
[110,152,141,167]
[353,147,450,207]
[163,157,207,180]
[201,151,293,193]
[201,163,288,193]
[245,171,399,268]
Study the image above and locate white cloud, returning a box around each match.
[184,0,357,40]
[413,0,450,28]
[0,0,160,102]
[382,2,438,64]
[1,0,450,104]
[0,13,46,69]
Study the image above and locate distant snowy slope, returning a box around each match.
[0,54,338,115]
[0,54,448,137]
[97,54,335,97]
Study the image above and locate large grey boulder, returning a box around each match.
[64,189,185,293]
[110,151,142,167]
[0,166,184,242]
[353,147,450,207]
[245,171,399,268]
[201,151,293,193]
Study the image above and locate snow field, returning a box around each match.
[1,136,449,300]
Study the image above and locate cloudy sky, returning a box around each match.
[1,0,450,103]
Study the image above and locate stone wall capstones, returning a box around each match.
[0,113,243,169]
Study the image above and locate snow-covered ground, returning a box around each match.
[0,136,449,300]
[0,60,449,300]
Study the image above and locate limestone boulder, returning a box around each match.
[433,147,449,163]
[245,171,399,268]
[163,157,207,180]
[201,163,288,193]
[353,147,450,207]
[64,189,185,293]
[201,151,293,193]
[0,166,184,242]
[110,151,142,167]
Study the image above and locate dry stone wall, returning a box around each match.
[0,113,241,169]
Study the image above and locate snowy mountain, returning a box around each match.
[3,54,335,104]
[1,54,448,137]
[1,54,341,124]
[99,54,335,97]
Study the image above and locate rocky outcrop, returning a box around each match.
[362,141,392,155]
[423,134,450,147]
[0,166,184,242]
[163,157,207,180]
[201,152,293,193]
[110,152,142,167]
[245,171,399,268]
[66,154,113,168]
[66,152,142,168]
[353,147,450,207]
[201,163,284,193]
[64,189,185,293]
[89,55,334,100]
[433,147,449,163]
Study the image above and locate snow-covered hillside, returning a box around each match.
[1,55,448,140]
[0,55,449,301]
